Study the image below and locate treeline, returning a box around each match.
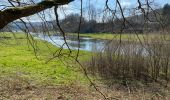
[59,14,115,33]
[162,4,170,28]
[2,4,170,33]
[56,3,170,33]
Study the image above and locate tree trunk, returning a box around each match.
[0,0,73,29]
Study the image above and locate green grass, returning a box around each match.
[1,32,168,85]
[68,33,170,41]
[38,31,170,41]
[0,32,90,85]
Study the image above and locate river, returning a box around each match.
[37,34,106,52]
[36,34,152,56]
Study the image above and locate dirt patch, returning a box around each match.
[0,76,101,100]
[0,76,169,100]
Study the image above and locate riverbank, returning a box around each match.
[34,31,170,41]
[0,32,97,99]
[0,32,169,99]
[0,32,92,84]
[68,33,170,41]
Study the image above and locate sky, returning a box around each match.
[56,0,170,19]
[0,0,170,22]
[51,0,170,21]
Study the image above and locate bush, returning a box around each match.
[86,36,170,86]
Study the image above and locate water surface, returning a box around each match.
[37,34,150,56]
[38,35,106,52]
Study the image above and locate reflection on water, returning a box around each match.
[38,35,106,52]
[37,34,150,56]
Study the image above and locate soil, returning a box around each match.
[0,76,169,100]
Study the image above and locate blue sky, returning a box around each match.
[61,0,170,16]
[55,0,170,20]
[79,0,169,10]
[0,0,170,22]
[1,0,169,10]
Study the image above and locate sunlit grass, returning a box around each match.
[0,32,89,85]
[68,33,170,41]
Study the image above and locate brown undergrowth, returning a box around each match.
[0,75,169,100]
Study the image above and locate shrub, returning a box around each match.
[86,36,170,86]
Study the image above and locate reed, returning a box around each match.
[86,35,170,86]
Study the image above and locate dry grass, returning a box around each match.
[0,32,170,99]
[86,35,170,84]
[0,75,169,100]
[0,75,101,100]
[84,35,170,99]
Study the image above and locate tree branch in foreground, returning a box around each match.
[0,0,74,29]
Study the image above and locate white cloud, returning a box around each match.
[120,0,132,8]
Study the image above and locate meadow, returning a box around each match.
[68,32,170,41]
[0,32,95,84]
[0,32,170,99]
[0,32,99,99]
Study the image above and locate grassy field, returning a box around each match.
[38,31,170,41]
[0,32,91,85]
[68,33,170,41]
[0,32,102,99]
[0,32,169,99]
